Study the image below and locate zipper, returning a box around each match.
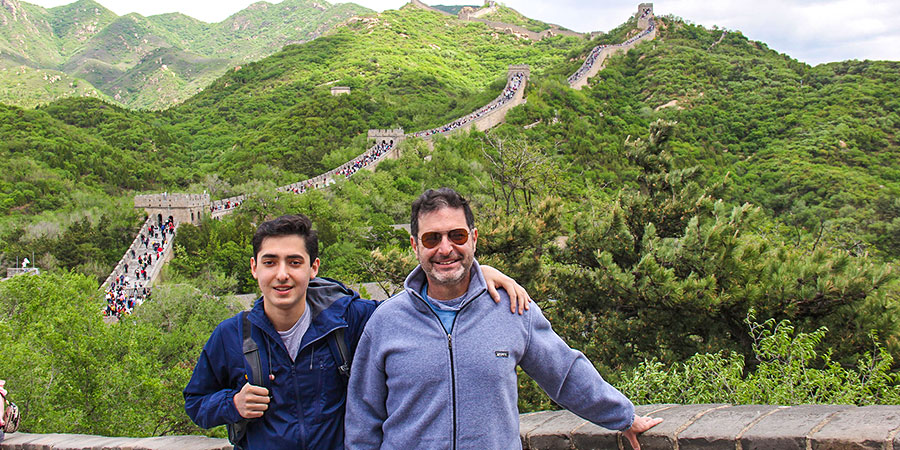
[448,332,456,450]
[418,289,483,450]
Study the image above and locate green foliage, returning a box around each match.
[617,317,900,405]
[545,121,900,369]
[0,271,237,436]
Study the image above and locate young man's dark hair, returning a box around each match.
[410,187,475,240]
[251,214,318,263]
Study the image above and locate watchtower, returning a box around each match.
[638,3,654,29]
[134,193,210,226]
[331,86,351,96]
[367,128,405,147]
[508,64,530,81]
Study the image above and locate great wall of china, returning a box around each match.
[105,5,656,311]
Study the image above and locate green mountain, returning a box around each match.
[47,0,118,57]
[0,0,371,109]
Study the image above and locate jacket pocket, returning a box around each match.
[311,346,344,424]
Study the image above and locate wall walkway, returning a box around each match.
[568,7,656,89]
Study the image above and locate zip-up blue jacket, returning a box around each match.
[345,261,635,449]
[184,277,377,450]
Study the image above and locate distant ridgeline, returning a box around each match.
[409,0,586,40]
[0,0,373,109]
[100,3,656,316]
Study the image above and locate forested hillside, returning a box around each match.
[0,0,371,108]
[1,3,899,437]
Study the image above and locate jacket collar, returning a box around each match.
[247,277,357,345]
[404,260,487,311]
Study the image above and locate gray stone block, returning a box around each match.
[631,404,729,450]
[637,404,679,416]
[127,436,231,450]
[521,410,569,449]
[12,432,71,449]
[740,405,851,450]
[0,434,230,450]
[569,419,620,450]
[0,432,50,450]
[811,405,900,450]
[40,433,124,450]
[679,405,780,450]
[526,410,589,450]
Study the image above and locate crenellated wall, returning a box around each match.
[134,193,209,226]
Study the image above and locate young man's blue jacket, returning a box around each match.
[184,277,377,450]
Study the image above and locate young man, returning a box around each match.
[183,214,530,449]
[345,188,662,450]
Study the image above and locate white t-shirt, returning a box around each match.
[278,306,312,362]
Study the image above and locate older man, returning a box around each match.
[346,187,661,450]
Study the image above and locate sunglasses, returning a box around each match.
[419,228,470,249]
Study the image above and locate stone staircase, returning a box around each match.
[101,217,177,320]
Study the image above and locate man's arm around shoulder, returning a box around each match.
[518,302,634,430]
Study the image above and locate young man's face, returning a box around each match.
[250,234,320,313]
[411,206,477,290]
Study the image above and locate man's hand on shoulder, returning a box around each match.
[233,382,270,419]
[623,415,663,450]
[480,264,532,314]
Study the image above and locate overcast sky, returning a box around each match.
[26,0,900,65]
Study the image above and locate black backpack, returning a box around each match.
[227,311,351,449]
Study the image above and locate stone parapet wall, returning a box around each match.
[0,433,231,450]
[520,405,900,449]
[4,268,39,279]
[5,405,900,449]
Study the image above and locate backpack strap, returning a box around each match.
[228,311,262,450]
[331,327,351,380]
[242,311,263,386]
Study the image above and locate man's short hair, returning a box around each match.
[410,188,475,240]
[252,214,318,264]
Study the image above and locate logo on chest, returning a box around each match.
[494,350,509,358]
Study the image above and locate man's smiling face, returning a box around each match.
[250,234,319,314]
[411,206,477,297]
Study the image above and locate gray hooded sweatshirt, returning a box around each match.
[345,261,635,449]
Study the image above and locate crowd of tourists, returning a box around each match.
[103,218,175,318]
[568,8,655,85]
[282,141,394,195]
[211,198,242,213]
[410,71,525,138]
[334,141,394,178]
